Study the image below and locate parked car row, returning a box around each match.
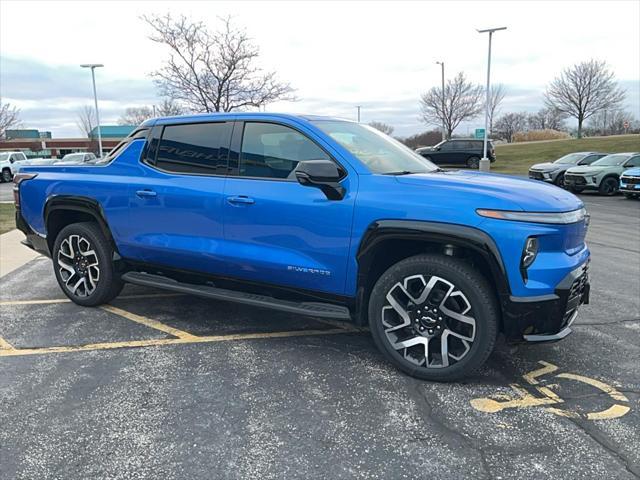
[530,152,640,198]
[0,152,98,182]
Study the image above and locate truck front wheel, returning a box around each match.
[1,168,12,183]
[52,222,123,306]
[368,254,498,381]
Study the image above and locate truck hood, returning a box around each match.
[622,167,640,177]
[530,162,561,172]
[395,170,583,212]
[565,165,609,175]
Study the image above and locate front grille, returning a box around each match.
[529,171,544,180]
[621,176,640,185]
[565,174,586,185]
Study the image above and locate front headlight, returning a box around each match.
[477,207,587,224]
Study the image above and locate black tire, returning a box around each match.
[1,168,12,183]
[554,173,565,188]
[598,176,619,196]
[368,254,498,381]
[466,156,480,169]
[52,222,123,306]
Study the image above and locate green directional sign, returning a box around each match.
[475,128,485,139]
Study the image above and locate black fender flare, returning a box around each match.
[354,220,511,322]
[43,195,118,253]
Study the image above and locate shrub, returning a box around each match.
[513,129,570,142]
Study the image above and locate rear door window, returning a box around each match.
[154,122,232,175]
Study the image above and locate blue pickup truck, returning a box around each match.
[14,113,591,380]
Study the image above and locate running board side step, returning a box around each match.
[121,271,351,320]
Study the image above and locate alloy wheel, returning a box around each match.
[57,234,100,297]
[381,274,476,368]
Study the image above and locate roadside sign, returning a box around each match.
[475,128,485,139]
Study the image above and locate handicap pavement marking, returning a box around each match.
[470,360,631,421]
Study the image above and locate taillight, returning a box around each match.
[13,173,37,208]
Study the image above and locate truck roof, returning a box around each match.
[140,112,349,127]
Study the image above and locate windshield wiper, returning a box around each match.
[383,170,418,176]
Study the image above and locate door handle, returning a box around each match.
[227,195,255,205]
[136,189,157,198]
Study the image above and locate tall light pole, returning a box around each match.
[80,63,104,157]
[435,61,446,141]
[476,27,506,171]
[356,105,361,123]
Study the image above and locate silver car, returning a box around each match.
[529,152,607,188]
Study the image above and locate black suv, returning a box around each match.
[416,139,496,169]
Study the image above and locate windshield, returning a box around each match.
[592,154,629,167]
[312,121,438,174]
[555,153,586,164]
[0,153,10,161]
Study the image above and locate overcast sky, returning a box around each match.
[1,0,639,138]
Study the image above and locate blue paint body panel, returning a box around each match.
[19,113,590,300]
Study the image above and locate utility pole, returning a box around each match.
[435,61,446,141]
[476,27,506,172]
[356,105,361,123]
[80,63,104,157]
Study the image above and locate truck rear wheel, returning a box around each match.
[52,222,123,306]
[368,254,498,381]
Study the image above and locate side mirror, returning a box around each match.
[295,160,345,200]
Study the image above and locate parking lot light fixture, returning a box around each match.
[80,63,104,158]
[476,27,506,172]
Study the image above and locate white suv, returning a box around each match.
[0,151,28,182]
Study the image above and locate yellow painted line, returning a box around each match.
[556,372,631,420]
[470,382,561,413]
[0,293,185,307]
[0,298,71,306]
[101,305,198,340]
[0,327,354,358]
[587,404,631,421]
[0,336,15,351]
[523,360,558,385]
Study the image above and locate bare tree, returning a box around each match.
[401,130,443,149]
[0,99,21,138]
[155,97,184,117]
[420,72,483,138]
[587,108,635,136]
[528,107,567,131]
[76,105,96,138]
[487,84,506,134]
[143,14,294,113]
[368,121,394,136]
[544,59,625,138]
[119,106,154,125]
[494,112,528,143]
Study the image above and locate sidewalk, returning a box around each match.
[0,229,42,278]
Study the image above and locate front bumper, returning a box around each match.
[501,260,590,342]
[620,178,640,194]
[528,170,555,183]
[564,174,600,190]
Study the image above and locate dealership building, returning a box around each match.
[0,125,136,158]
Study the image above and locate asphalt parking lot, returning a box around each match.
[1,193,639,480]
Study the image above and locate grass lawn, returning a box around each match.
[0,203,16,235]
[492,134,640,175]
